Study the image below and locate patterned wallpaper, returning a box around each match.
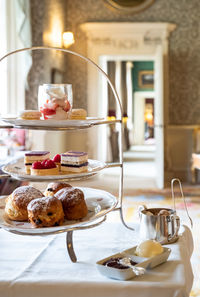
[29,0,200,124]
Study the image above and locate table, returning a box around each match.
[0,221,193,297]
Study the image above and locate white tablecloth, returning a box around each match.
[0,222,193,297]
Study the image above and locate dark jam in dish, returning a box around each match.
[102,257,137,269]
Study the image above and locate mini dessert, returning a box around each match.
[5,185,43,221]
[30,160,59,176]
[70,108,87,120]
[44,182,72,197]
[55,187,88,220]
[52,154,61,170]
[61,151,88,173]
[27,196,64,228]
[19,110,42,120]
[24,151,50,174]
[38,84,72,120]
[135,240,164,258]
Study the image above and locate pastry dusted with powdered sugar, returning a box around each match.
[5,186,43,221]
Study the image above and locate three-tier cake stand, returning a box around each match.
[0,46,133,262]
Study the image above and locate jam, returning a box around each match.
[102,257,137,269]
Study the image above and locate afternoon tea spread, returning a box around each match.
[0,47,194,293]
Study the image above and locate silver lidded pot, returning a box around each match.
[138,178,193,244]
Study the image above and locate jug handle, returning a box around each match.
[167,215,180,242]
[171,178,193,228]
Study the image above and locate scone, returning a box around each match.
[44,182,72,197]
[5,186,44,221]
[27,196,64,228]
[30,160,59,176]
[55,187,88,220]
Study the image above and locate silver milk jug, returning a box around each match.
[138,178,193,244]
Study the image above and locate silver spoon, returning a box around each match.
[119,257,146,276]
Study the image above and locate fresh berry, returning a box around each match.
[42,159,56,169]
[53,154,61,163]
[41,159,49,168]
[32,161,43,169]
[63,100,71,112]
[41,107,56,116]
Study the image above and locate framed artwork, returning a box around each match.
[138,70,154,89]
[51,68,64,84]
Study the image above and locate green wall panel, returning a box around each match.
[132,61,154,92]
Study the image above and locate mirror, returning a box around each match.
[104,0,155,13]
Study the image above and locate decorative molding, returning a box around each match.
[90,37,138,49]
[80,22,176,54]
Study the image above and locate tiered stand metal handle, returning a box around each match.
[0,46,133,262]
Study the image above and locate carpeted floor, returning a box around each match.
[107,187,200,297]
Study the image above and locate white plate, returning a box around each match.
[96,246,171,281]
[0,187,117,235]
[2,158,108,181]
[0,117,105,128]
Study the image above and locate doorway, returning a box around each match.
[81,22,175,189]
[100,55,162,187]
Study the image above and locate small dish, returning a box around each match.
[96,246,171,280]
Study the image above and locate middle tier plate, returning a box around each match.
[2,158,108,181]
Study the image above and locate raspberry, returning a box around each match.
[32,161,43,169]
[43,159,56,169]
[53,154,61,163]
[41,160,48,167]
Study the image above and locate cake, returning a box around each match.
[60,151,88,173]
[70,108,87,120]
[24,151,50,174]
[4,185,44,221]
[27,196,64,228]
[19,110,42,120]
[30,159,59,176]
[55,187,88,220]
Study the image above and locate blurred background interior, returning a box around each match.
[0,0,199,194]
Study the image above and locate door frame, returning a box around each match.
[80,22,176,188]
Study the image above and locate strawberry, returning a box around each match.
[32,161,43,169]
[53,154,61,163]
[41,107,56,116]
[63,100,71,112]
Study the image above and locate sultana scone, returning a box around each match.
[5,186,43,221]
[27,196,64,228]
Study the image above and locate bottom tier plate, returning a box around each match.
[0,187,117,235]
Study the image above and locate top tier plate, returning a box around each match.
[0,117,120,130]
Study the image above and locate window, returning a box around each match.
[0,0,32,115]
